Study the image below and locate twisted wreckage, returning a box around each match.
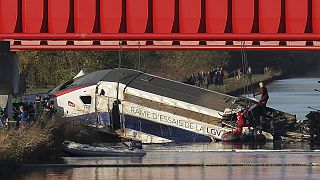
[49,68,310,143]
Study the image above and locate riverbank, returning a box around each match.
[209,70,282,96]
[0,116,120,175]
[0,117,67,175]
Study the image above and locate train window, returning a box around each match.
[80,96,92,104]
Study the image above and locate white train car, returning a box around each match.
[49,68,276,143]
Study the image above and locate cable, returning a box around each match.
[116,41,122,102]
[138,41,141,70]
[240,41,248,100]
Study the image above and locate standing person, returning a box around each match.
[0,114,3,128]
[213,69,219,85]
[254,82,269,107]
[220,68,224,86]
[43,101,52,118]
[264,67,269,76]
[216,68,223,86]
[216,68,220,85]
[19,106,28,128]
[190,73,196,85]
[187,75,192,85]
[4,115,9,129]
[204,73,209,89]
[237,68,242,80]
[248,82,269,127]
[200,71,205,87]
[0,108,4,127]
[247,66,252,80]
[195,73,201,87]
[208,70,213,84]
[35,95,42,116]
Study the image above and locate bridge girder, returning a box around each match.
[1,0,320,51]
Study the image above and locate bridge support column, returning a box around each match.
[0,41,20,119]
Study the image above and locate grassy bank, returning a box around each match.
[0,118,60,175]
[208,70,282,95]
[0,116,120,175]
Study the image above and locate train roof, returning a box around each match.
[51,68,237,112]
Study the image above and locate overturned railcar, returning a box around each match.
[49,68,295,143]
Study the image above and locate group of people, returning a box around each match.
[0,94,56,129]
[183,68,225,88]
[236,66,252,80]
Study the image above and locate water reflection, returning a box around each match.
[11,141,320,179]
[13,166,320,180]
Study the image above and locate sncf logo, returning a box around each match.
[68,101,75,107]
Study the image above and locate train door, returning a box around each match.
[95,95,111,128]
[95,85,111,129]
[95,84,123,131]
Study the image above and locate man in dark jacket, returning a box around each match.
[254,82,269,107]
[248,82,269,127]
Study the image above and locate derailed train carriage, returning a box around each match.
[49,68,301,143]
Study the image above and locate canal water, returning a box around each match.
[8,78,320,179]
[267,78,320,120]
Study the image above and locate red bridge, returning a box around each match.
[0,0,320,51]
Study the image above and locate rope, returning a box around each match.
[240,41,248,104]
[240,41,254,108]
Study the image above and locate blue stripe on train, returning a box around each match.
[124,115,212,143]
[70,113,212,143]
